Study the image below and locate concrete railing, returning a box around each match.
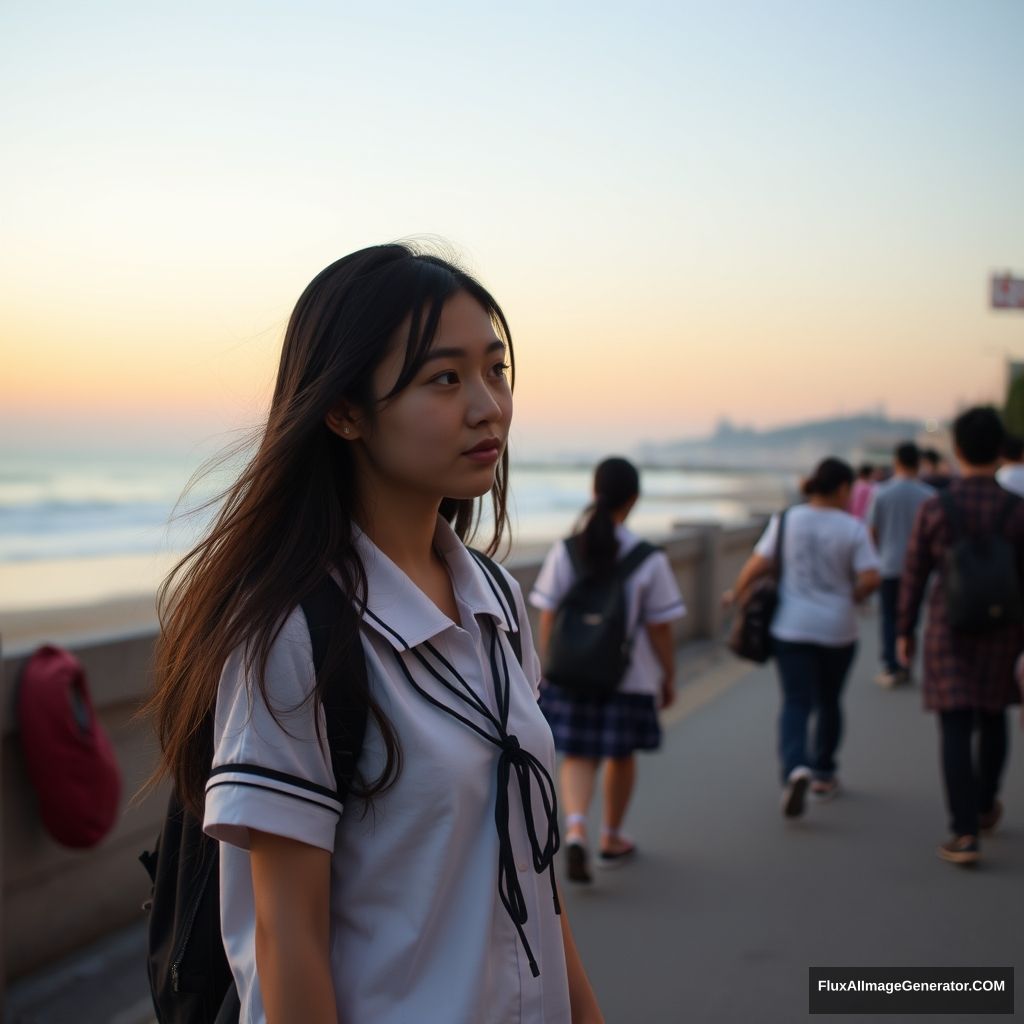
[0,521,764,1004]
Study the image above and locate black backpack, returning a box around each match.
[141,554,521,1024]
[941,490,1024,633]
[543,536,658,699]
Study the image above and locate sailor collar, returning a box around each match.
[344,518,516,652]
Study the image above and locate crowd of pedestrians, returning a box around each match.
[723,406,1023,868]
[530,414,1024,875]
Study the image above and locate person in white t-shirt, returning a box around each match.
[996,434,1024,497]
[144,244,602,1024]
[727,458,881,819]
[530,458,685,884]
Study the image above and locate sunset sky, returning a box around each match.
[3,0,1023,459]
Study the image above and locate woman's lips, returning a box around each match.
[462,440,501,463]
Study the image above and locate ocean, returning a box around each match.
[0,450,793,565]
[0,450,793,615]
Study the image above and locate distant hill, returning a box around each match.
[636,414,927,471]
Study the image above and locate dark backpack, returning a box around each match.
[543,536,658,698]
[140,554,521,1024]
[728,508,788,664]
[941,490,1024,633]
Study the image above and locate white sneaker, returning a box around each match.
[874,670,898,688]
[781,766,812,818]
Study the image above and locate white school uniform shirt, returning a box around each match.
[527,524,687,696]
[203,518,571,1024]
[996,463,1024,498]
[755,505,880,647]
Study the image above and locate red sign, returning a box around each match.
[992,273,1024,310]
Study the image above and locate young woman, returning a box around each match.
[727,457,881,818]
[529,458,685,883]
[146,244,603,1023]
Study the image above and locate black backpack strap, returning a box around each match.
[300,575,368,806]
[613,540,659,580]
[566,535,658,581]
[468,549,523,668]
[562,534,585,579]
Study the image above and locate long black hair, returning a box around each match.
[574,456,640,575]
[145,242,515,815]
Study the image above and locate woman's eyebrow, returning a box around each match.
[421,339,505,363]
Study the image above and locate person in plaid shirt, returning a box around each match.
[897,407,1024,866]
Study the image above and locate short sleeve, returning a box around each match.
[851,521,881,574]
[754,514,780,559]
[528,541,574,611]
[203,607,341,853]
[639,551,686,624]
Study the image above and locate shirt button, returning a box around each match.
[516,859,528,873]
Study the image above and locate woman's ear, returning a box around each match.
[325,403,363,441]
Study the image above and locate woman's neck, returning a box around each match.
[354,488,442,575]
[808,495,845,511]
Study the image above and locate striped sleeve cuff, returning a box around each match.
[203,762,342,852]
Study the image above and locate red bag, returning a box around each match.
[17,645,122,848]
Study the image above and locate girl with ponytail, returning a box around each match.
[530,457,686,884]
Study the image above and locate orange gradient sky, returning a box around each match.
[3,1,1023,459]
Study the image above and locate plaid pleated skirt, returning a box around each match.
[538,684,662,758]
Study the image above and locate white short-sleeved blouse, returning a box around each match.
[755,505,880,646]
[528,524,686,697]
[203,519,571,1024]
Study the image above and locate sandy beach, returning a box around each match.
[0,553,177,651]
[0,542,557,652]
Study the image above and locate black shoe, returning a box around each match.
[781,767,812,818]
[566,841,592,883]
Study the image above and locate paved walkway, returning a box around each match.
[6,614,1022,1022]
[561,615,1023,1023]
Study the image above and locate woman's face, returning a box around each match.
[338,289,513,507]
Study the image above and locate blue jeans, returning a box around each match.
[774,639,857,784]
[879,577,901,673]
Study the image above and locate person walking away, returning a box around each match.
[530,457,685,883]
[849,463,877,520]
[143,244,603,1023]
[728,458,881,818]
[897,406,1024,867]
[867,442,934,687]
[921,448,953,490]
[996,434,1024,497]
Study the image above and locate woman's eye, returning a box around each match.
[491,362,511,378]
[431,371,460,386]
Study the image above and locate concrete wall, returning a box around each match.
[0,521,763,1001]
